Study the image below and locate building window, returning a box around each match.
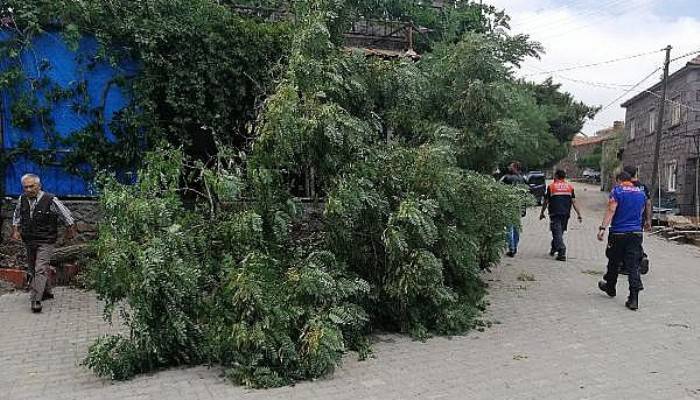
[667,160,678,192]
[671,97,682,126]
[649,110,656,133]
[629,118,636,139]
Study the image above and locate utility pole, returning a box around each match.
[650,45,672,211]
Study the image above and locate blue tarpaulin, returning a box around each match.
[1,31,137,197]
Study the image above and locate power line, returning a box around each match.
[670,49,700,63]
[599,67,662,112]
[643,90,700,113]
[516,0,629,31]
[532,71,635,90]
[522,48,664,78]
[513,0,601,25]
[534,0,656,41]
[523,0,632,37]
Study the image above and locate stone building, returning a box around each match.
[621,56,700,216]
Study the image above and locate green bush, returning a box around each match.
[70,0,582,389]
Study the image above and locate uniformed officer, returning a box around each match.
[597,170,649,311]
[10,174,76,313]
[539,169,583,261]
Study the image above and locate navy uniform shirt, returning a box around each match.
[545,179,575,217]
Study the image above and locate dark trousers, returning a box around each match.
[549,215,569,256]
[604,232,644,292]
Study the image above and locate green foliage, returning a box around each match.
[85,150,206,377]
[65,0,587,389]
[600,130,623,190]
[577,146,603,170]
[2,0,292,176]
[84,147,370,388]
[526,78,600,167]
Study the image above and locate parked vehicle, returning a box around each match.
[582,168,601,183]
[525,170,546,205]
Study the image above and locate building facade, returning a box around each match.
[621,56,700,216]
[557,121,623,181]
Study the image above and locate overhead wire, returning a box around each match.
[670,49,700,63]
[599,68,661,112]
[534,0,655,41]
[522,0,632,36]
[513,0,600,25]
[522,49,665,78]
[643,90,700,113]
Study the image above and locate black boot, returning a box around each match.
[625,291,639,311]
[598,280,616,297]
[31,300,42,313]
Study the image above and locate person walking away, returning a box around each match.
[500,161,526,257]
[597,170,649,310]
[10,174,76,313]
[539,169,583,261]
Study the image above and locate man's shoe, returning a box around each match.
[506,251,515,257]
[42,292,54,301]
[598,280,616,297]
[31,301,42,313]
[549,249,556,257]
[625,292,639,311]
[556,255,566,261]
[640,256,649,275]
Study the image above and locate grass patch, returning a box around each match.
[516,272,536,282]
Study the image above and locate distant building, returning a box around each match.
[621,56,700,216]
[557,121,623,183]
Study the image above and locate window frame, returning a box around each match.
[666,160,678,192]
[629,117,636,139]
[671,96,682,126]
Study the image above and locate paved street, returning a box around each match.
[2,183,700,400]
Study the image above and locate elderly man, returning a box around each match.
[10,174,76,313]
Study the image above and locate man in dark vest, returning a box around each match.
[10,174,76,313]
[539,169,583,261]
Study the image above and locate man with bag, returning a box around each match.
[597,170,650,311]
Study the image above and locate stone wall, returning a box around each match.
[0,198,100,269]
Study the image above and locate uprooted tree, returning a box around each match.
[2,0,596,388]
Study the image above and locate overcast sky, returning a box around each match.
[485,0,700,136]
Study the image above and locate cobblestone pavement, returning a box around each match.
[2,183,700,400]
